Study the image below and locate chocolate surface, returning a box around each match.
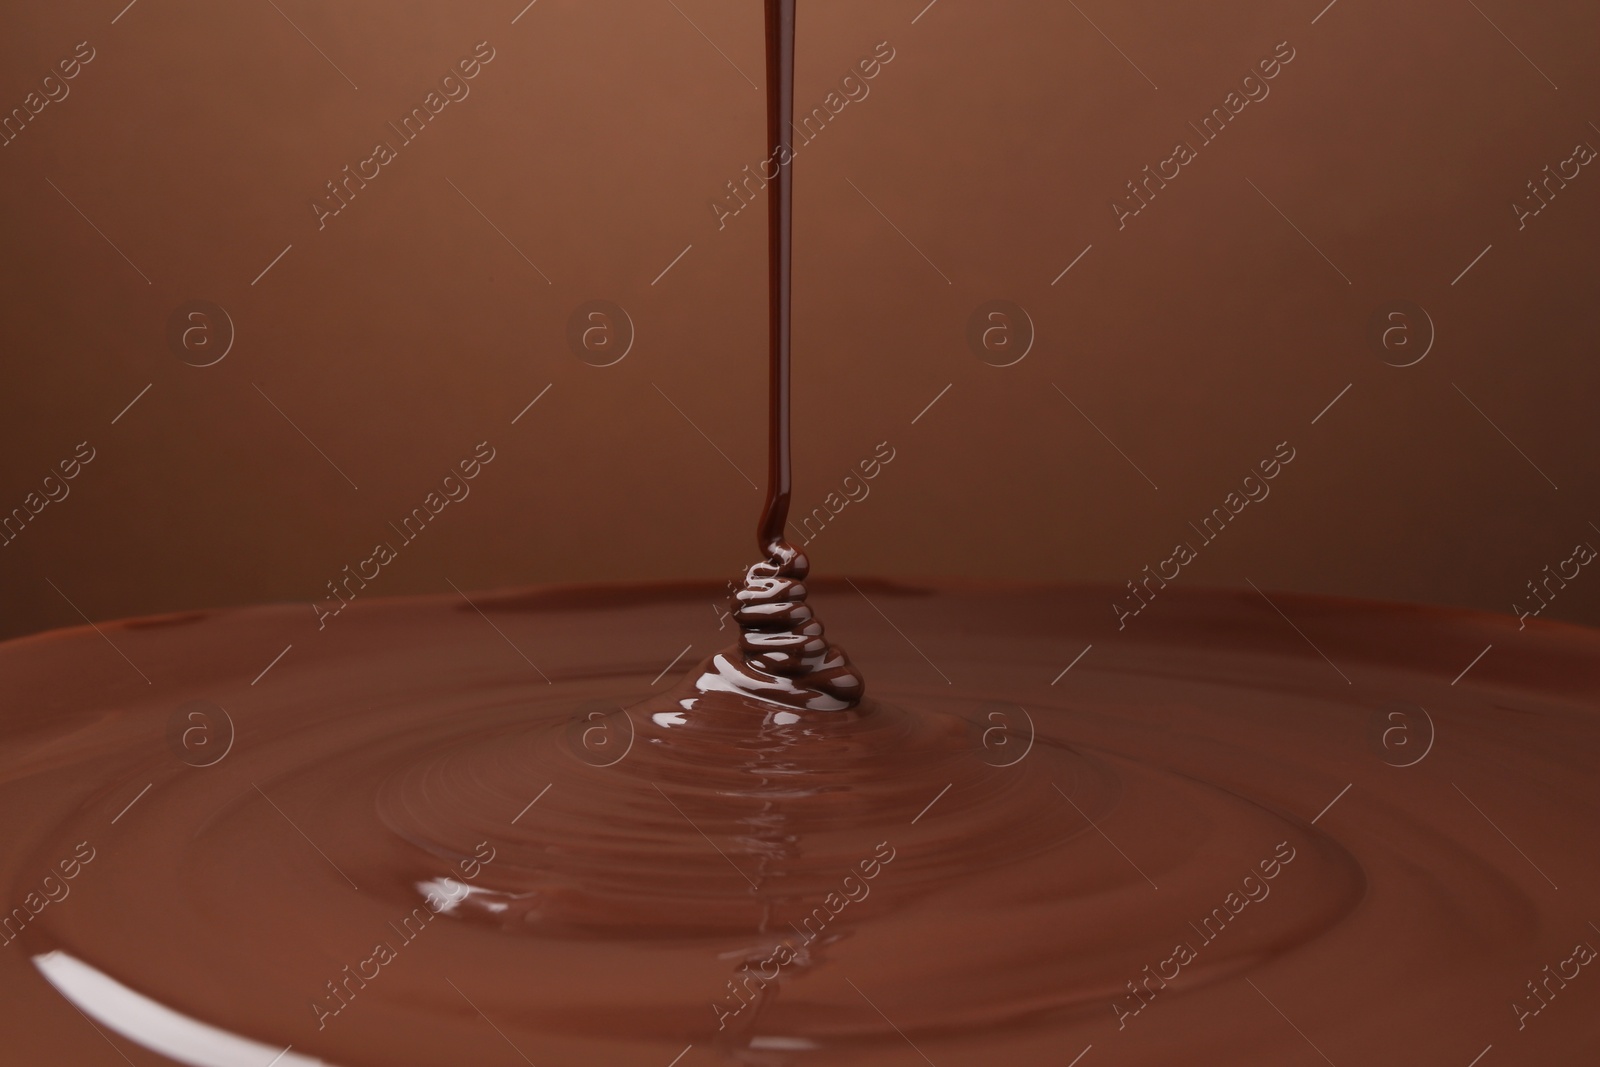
[2,582,1596,1063]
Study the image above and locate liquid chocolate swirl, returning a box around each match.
[684,0,863,712]
[689,542,864,711]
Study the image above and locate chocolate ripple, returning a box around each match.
[2,585,1596,1065]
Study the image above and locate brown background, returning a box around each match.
[2,0,1597,641]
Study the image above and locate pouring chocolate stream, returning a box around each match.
[685,0,864,713]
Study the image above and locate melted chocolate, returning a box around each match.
[4,586,1598,1065]
[4,4,1598,1066]
[686,0,863,714]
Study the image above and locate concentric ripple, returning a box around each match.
[1,584,1595,1066]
